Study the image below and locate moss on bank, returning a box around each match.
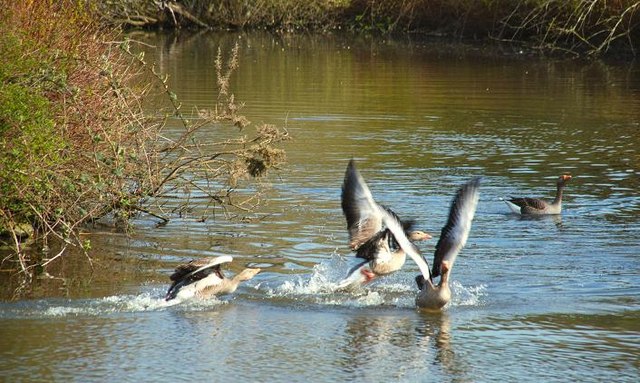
[101,0,639,57]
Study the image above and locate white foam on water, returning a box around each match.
[43,306,88,317]
[449,281,487,307]
[263,255,489,309]
[40,290,227,317]
[266,260,345,297]
[264,255,423,308]
[33,261,487,317]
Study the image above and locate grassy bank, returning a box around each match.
[0,1,288,276]
[102,0,639,57]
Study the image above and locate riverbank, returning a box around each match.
[0,1,288,274]
[102,0,640,58]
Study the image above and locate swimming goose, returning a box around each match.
[504,175,572,215]
[415,177,481,310]
[336,159,432,289]
[165,255,261,301]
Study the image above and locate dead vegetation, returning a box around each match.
[0,1,288,279]
[495,1,640,56]
[100,0,639,57]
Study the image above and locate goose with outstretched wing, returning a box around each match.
[165,255,260,301]
[336,159,431,289]
[415,177,481,310]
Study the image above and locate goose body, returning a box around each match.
[505,175,572,215]
[337,160,431,289]
[165,256,260,301]
[415,177,481,310]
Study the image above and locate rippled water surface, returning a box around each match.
[2,32,639,382]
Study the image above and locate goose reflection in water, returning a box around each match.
[337,312,470,380]
[513,212,564,229]
[414,312,472,379]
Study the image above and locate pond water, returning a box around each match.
[1,32,640,382]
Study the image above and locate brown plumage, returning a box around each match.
[416,177,481,310]
[169,258,225,283]
[505,175,572,215]
[336,160,431,289]
[165,256,260,301]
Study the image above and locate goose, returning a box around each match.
[504,175,572,215]
[165,255,261,301]
[336,159,432,289]
[415,177,481,310]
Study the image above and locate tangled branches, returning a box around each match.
[0,1,288,276]
[496,0,639,56]
[122,41,289,224]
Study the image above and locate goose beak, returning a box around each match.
[411,231,433,241]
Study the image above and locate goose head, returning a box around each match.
[408,230,432,241]
[235,267,261,282]
[557,174,572,186]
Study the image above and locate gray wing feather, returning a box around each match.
[341,159,384,250]
[431,178,481,278]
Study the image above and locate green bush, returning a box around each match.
[0,25,67,231]
[0,83,63,217]
[0,2,289,274]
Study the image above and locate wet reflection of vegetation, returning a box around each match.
[0,240,163,301]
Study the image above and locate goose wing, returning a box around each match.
[431,178,481,278]
[507,197,547,210]
[354,229,389,261]
[169,256,233,281]
[165,256,233,300]
[378,204,432,280]
[341,159,384,250]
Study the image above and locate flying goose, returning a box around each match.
[504,175,572,215]
[165,256,260,301]
[415,177,481,310]
[336,159,431,289]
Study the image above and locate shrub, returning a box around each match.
[0,1,288,275]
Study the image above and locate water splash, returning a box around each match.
[262,255,487,309]
[450,281,487,307]
[35,290,227,318]
[4,262,488,319]
[265,258,347,296]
